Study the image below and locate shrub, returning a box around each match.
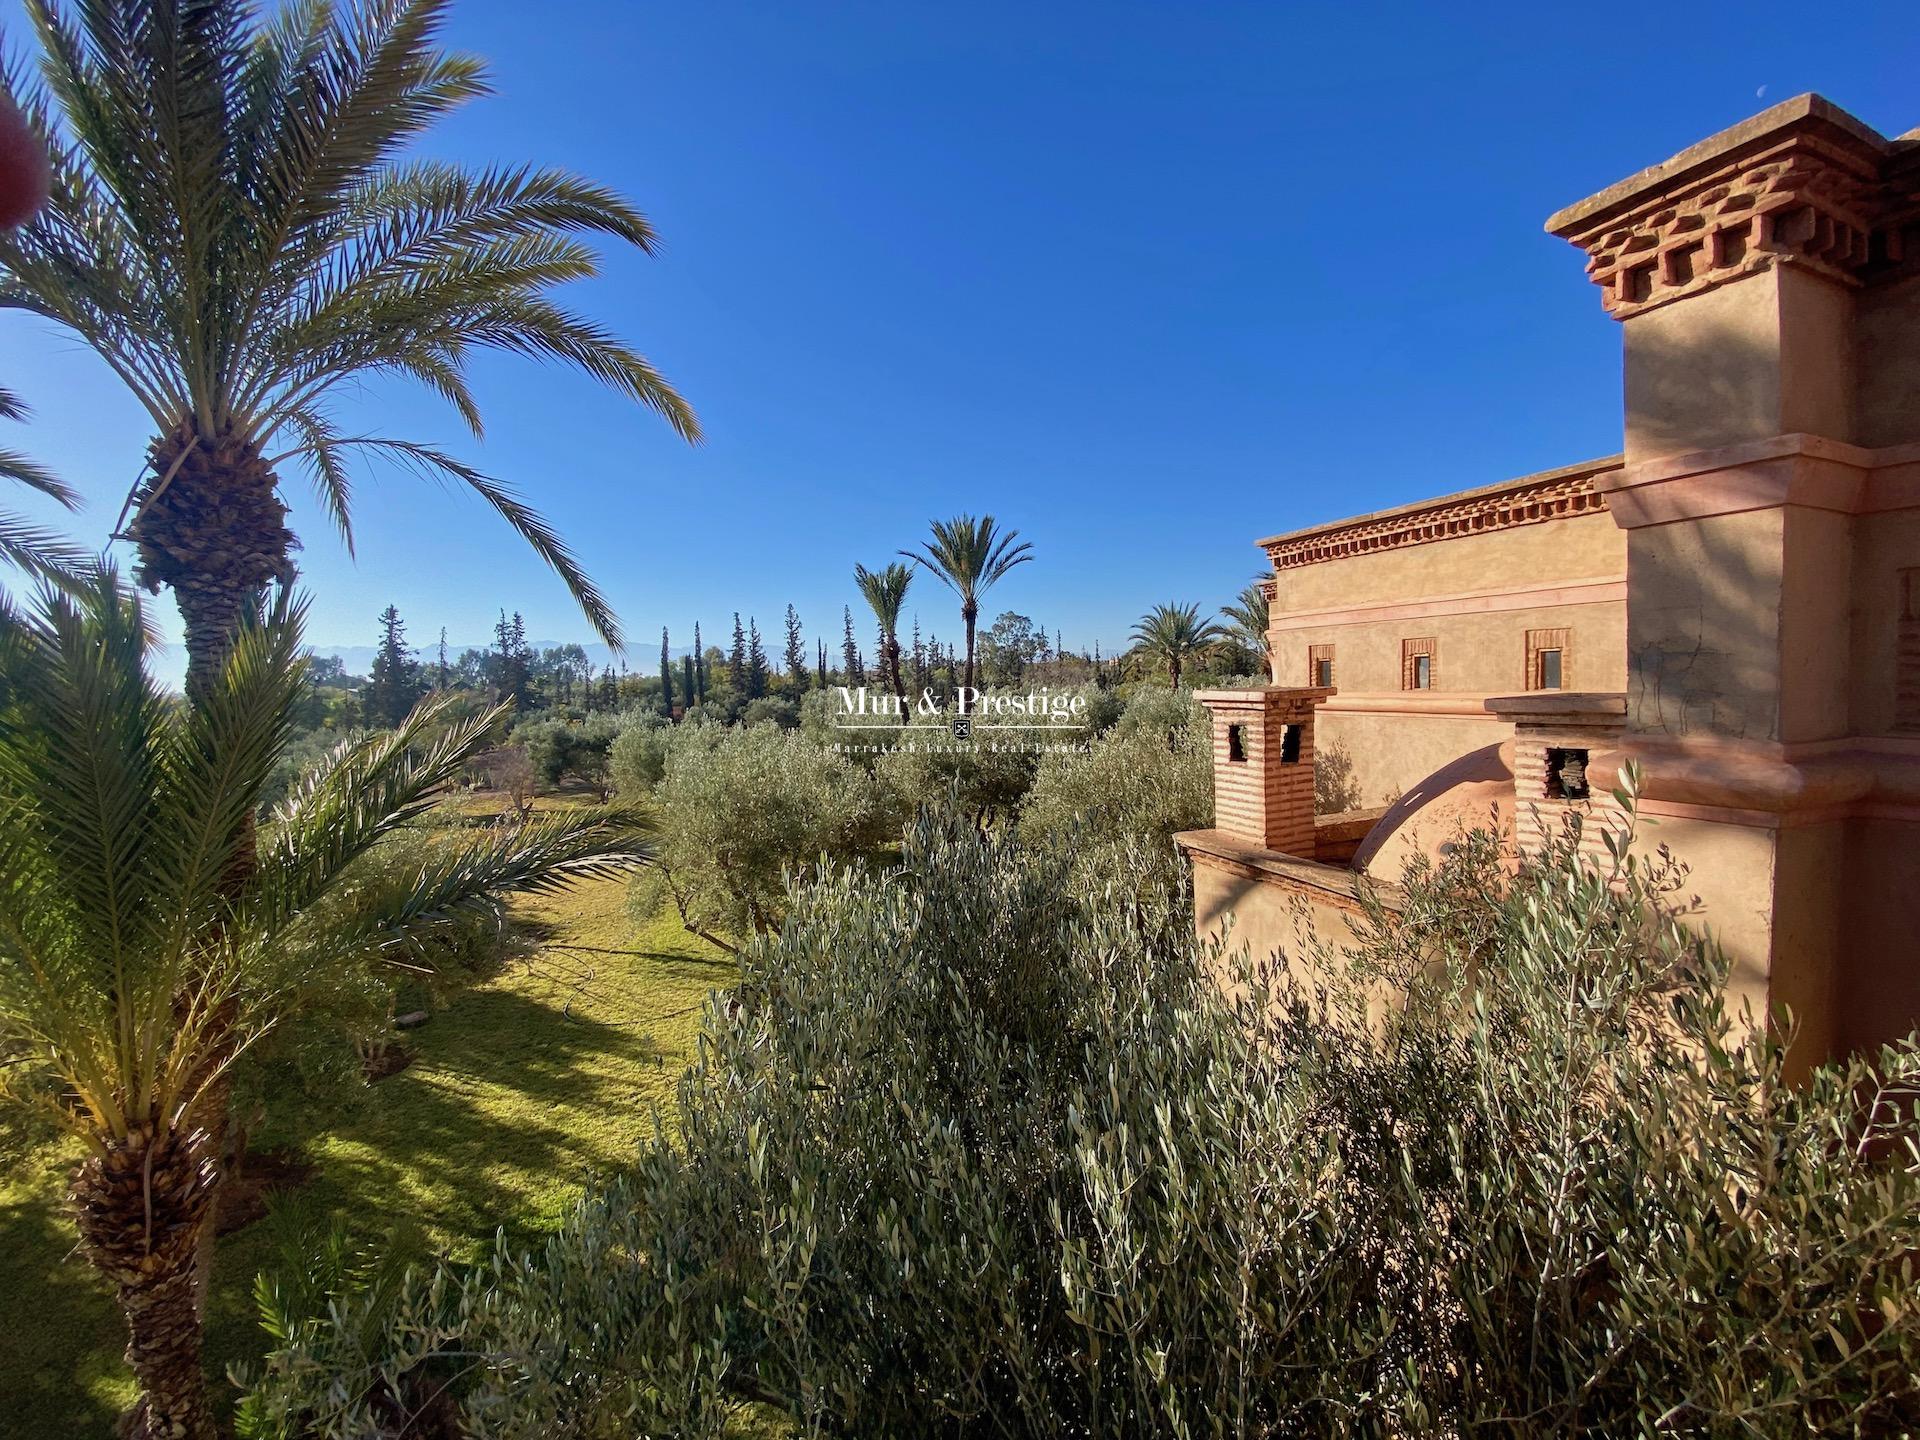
[740,694,799,730]
[243,796,1920,1438]
[1019,688,1210,898]
[511,711,623,794]
[606,709,676,797]
[630,724,890,944]
[873,730,1039,828]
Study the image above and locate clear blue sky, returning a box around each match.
[2,1,1915,663]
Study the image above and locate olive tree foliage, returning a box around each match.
[626,723,891,947]
[509,711,624,795]
[1020,686,1211,896]
[241,792,1920,1438]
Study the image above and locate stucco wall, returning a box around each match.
[1849,508,1920,737]
[1272,510,1625,613]
[1621,268,1856,463]
[1188,847,1386,997]
[1262,510,1627,808]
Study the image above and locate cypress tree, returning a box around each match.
[816,638,827,688]
[693,621,706,702]
[728,613,747,691]
[747,618,770,698]
[842,606,864,683]
[682,654,695,708]
[784,605,807,688]
[660,626,675,713]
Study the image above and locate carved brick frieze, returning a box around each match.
[1548,99,1912,318]
[1261,467,1611,571]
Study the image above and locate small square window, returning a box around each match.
[1280,724,1302,764]
[1227,723,1247,763]
[1527,627,1570,692]
[1309,644,1335,688]
[1402,637,1436,691]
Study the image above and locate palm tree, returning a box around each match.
[901,515,1031,711]
[1131,602,1225,690]
[1221,575,1272,674]
[854,560,913,723]
[0,573,648,1440]
[0,386,91,589]
[0,0,699,696]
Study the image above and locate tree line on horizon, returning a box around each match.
[342,513,1280,733]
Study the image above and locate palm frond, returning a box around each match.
[250,691,505,931]
[267,805,651,989]
[296,437,622,649]
[900,515,1033,609]
[2,0,697,657]
[854,561,912,633]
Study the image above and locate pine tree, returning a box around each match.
[366,604,419,728]
[747,618,769,699]
[728,613,747,692]
[842,606,864,683]
[783,605,807,688]
[598,665,618,708]
[910,616,926,692]
[660,627,675,713]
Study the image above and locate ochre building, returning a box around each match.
[1176,94,1920,1070]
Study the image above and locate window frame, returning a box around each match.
[1401,637,1436,691]
[1308,643,1335,689]
[1526,627,1571,692]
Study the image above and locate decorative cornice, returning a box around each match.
[1259,460,1617,572]
[1546,94,1908,319]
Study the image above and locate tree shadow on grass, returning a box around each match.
[304,985,673,1250]
[0,1188,132,1438]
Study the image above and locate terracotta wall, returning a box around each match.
[1265,508,1627,806]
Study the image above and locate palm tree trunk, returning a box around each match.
[887,633,908,725]
[962,603,978,714]
[1170,656,1181,691]
[131,422,297,700]
[72,1125,221,1440]
[130,422,294,1317]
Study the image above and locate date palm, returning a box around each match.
[0,385,91,589]
[854,560,912,722]
[0,0,698,695]
[1220,575,1272,673]
[0,572,649,1440]
[901,515,1031,711]
[1131,601,1225,690]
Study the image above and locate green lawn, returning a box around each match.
[0,870,732,1437]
